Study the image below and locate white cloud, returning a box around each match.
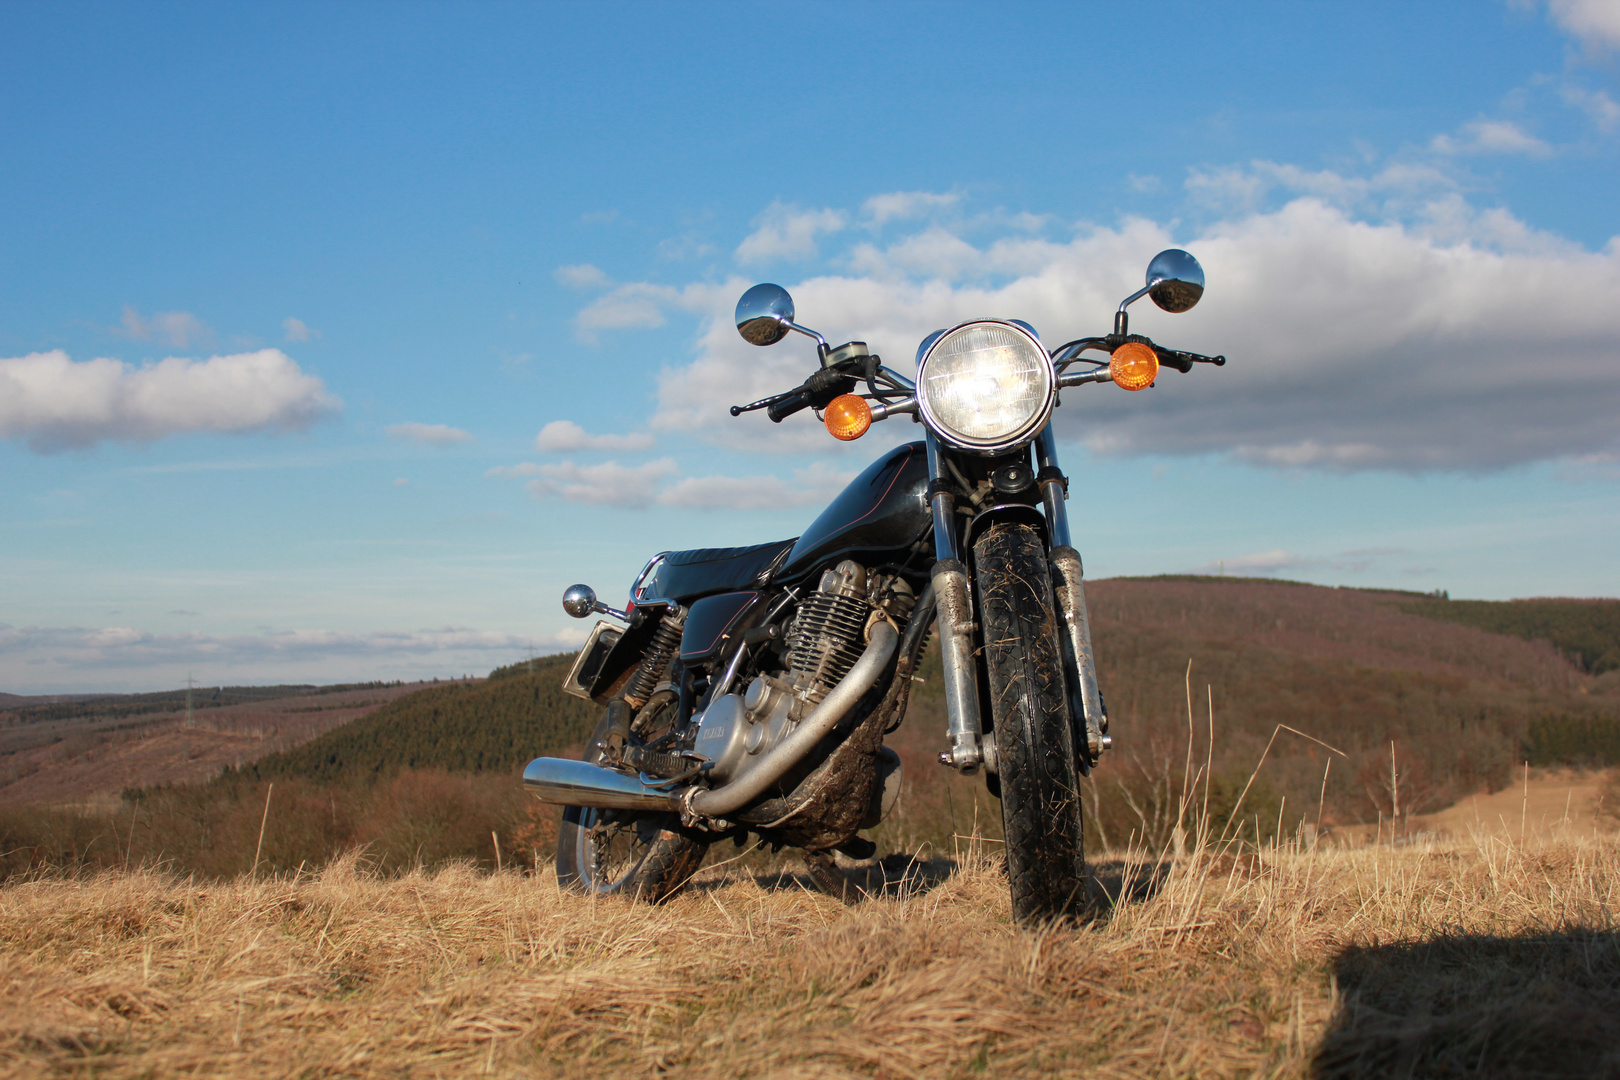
[572,280,729,343]
[1185,166,1273,215]
[1186,160,1458,219]
[1190,550,1306,576]
[863,190,961,227]
[1562,84,1620,131]
[0,349,341,452]
[489,455,856,510]
[386,422,474,446]
[1546,0,1620,49]
[282,317,318,342]
[1430,119,1552,157]
[555,263,610,288]
[1332,547,1405,573]
[735,202,848,265]
[655,462,856,509]
[522,458,678,508]
[849,226,984,281]
[657,234,717,261]
[116,306,214,349]
[638,183,1620,471]
[484,462,544,478]
[576,284,673,331]
[534,420,654,452]
[0,622,582,689]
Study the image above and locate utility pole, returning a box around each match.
[184,672,197,729]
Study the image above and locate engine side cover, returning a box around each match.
[691,694,751,783]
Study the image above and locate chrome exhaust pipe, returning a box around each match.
[524,619,900,822]
[690,619,896,818]
[522,757,681,812]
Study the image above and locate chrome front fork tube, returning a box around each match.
[926,433,989,774]
[1035,425,1110,760]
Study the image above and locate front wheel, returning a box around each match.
[555,690,707,902]
[973,521,1088,922]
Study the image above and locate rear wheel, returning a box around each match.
[555,689,707,901]
[973,521,1088,922]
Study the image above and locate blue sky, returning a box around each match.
[2,1,1618,692]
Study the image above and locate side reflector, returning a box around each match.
[1109,341,1159,391]
[824,394,872,441]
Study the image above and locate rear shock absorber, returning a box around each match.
[623,606,686,709]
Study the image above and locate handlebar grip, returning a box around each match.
[766,388,815,423]
[1155,349,1193,374]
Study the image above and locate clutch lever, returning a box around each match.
[1153,346,1226,373]
[729,366,859,420]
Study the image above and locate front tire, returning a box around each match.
[555,691,707,902]
[973,521,1088,922]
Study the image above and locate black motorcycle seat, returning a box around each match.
[640,539,798,603]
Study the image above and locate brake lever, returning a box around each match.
[729,390,798,417]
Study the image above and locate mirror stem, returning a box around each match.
[1116,277,1164,316]
[784,320,829,351]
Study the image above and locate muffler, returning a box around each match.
[522,757,681,812]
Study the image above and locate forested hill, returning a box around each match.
[224,580,1619,807]
[232,653,596,785]
[1397,596,1620,675]
[2,681,399,726]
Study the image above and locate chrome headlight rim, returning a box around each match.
[915,319,1056,454]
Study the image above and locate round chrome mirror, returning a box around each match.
[735,283,795,346]
[561,584,598,619]
[1145,249,1205,313]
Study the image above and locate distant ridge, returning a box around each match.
[2,682,401,727]
[1397,597,1620,675]
[229,653,595,785]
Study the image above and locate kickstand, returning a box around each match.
[802,850,858,904]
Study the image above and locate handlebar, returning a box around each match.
[732,334,1227,420]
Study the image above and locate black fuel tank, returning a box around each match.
[777,442,929,580]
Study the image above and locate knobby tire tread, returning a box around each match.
[974,521,1087,922]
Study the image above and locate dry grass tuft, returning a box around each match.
[1,828,1617,1078]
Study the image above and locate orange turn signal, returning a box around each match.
[824,394,872,441]
[1109,341,1159,391]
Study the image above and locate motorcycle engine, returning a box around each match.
[690,559,910,785]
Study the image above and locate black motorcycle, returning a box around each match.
[523,249,1224,922]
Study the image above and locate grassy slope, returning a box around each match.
[4,830,1619,1078]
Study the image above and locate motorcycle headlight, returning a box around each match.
[916,320,1055,453]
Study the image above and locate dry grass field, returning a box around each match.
[3,821,1618,1079]
[4,579,1617,1076]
